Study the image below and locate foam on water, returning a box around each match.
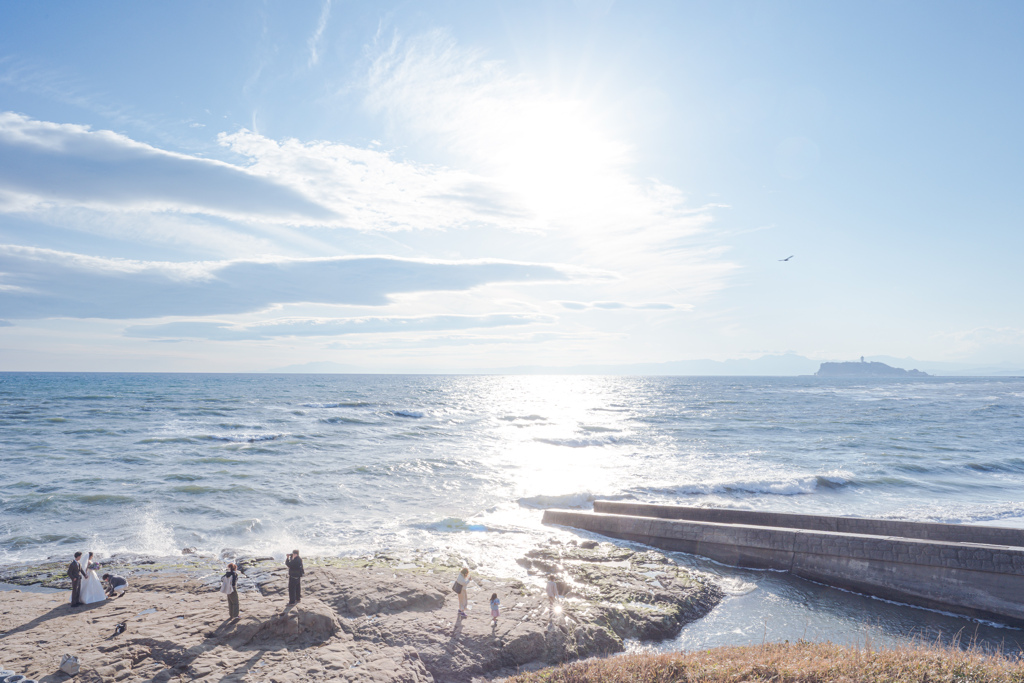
[517,492,597,509]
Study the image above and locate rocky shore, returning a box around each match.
[0,541,721,682]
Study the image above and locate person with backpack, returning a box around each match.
[221,563,239,619]
[453,567,472,618]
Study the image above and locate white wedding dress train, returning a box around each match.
[81,567,107,604]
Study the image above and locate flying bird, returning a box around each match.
[778,255,794,262]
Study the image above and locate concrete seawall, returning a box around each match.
[592,501,1024,547]
[542,506,1024,625]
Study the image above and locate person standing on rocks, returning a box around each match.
[490,593,500,625]
[285,549,304,604]
[67,551,86,606]
[546,575,559,608]
[454,567,473,618]
[221,563,239,619]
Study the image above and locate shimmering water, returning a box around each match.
[3,373,1024,650]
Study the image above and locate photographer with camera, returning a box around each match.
[285,549,304,604]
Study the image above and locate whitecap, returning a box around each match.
[204,433,284,443]
[518,492,595,509]
[517,491,635,509]
[643,472,851,497]
[412,517,488,532]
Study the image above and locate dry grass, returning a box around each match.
[503,640,1024,683]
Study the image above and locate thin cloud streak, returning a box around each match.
[558,300,685,311]
[325,330,589,350]
[124,313,554,340]
[0,245,579,319]
[307,0,333,68]
[0,112,335,222]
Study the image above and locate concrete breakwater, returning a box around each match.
[543,503,1024,626]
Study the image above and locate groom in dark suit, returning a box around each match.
[68,551,86,606]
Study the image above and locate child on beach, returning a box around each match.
[490,593,500,625]
[546,575,559,607]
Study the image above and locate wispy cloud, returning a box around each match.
[558,301,685,311]
[0,56,165,141]
[124,313,554,340]
[0,29,737,364]
[0,245,578,319]
[307,0,333,68]
[0,112,334,222]
[0,112,539,235]
[217,128,527,231]
[939,326,1024,360]
[324,330,589,350]
[362,31,737,296]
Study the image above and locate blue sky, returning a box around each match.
[1,1,1022,371]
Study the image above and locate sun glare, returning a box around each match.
[489,99,629,218]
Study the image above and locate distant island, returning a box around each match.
[816,357,929,377]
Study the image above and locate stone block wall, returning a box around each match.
[543,509,1024,625]
[593,501,1024,547]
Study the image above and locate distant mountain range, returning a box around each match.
[267,354,1024,376]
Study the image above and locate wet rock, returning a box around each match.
[304,569,449,617]
[518,540,724,644]
[247,598,339,644]
[0,560,71,589]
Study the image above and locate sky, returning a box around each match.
[0,1,1022,372]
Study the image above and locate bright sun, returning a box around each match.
[489,98,630,220]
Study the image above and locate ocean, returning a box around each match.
[3,373,1024,651]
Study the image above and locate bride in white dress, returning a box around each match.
[80,553,107,604]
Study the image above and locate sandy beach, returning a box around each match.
[0,542,721,682]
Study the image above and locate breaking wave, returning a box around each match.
[203,433,284,443]
[517,492,635,509]
[646,473,851,497]
[389,410,425,419]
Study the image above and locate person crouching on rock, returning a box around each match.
[285,549,304,604]
[221,563,239,619]
[102,573,128,597]
[453,567,472,618]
